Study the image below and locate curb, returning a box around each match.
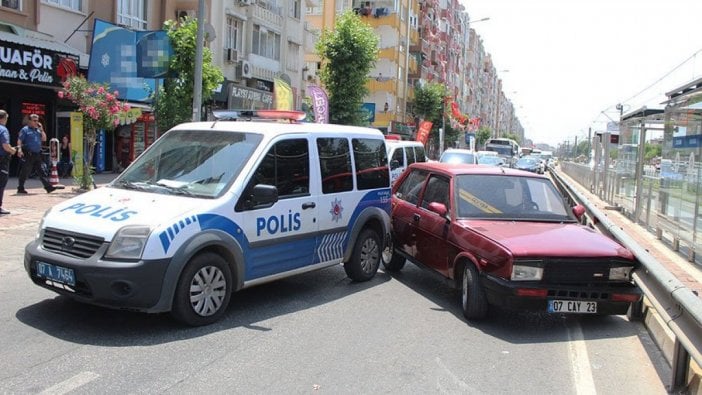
[644,297,702,394]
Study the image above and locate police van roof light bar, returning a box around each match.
[212,109,307,122]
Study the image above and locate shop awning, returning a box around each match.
[0,30,89,67]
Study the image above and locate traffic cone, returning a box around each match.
[49,162,60,185]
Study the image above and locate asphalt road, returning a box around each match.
[0,181,672,394]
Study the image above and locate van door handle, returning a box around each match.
[302,202,316,209]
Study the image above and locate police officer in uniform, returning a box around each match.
[0,109,17,214]
[16,114,56,194]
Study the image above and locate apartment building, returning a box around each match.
[304,0,418,134]
[210,0,305,111]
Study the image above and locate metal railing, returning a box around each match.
[550,166,702,392]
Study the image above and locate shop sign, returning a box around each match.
[229,86,273,108]
[0,40,78,87]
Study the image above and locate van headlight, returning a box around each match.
[609,266,633,281]
[105,226,151,260]
[511,264,544,281]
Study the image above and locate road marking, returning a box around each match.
[39,371,100,395]
[566,321,597,395]
[435,357,477,393]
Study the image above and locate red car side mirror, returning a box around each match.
[572,204,586,219]
[428,202,449,218]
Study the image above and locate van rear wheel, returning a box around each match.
[344,228,381,282]
[171,252,232,326]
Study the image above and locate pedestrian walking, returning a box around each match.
[16,114,56,194]
[58,134,73,178]
[0,109,17,214]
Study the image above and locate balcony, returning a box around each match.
[378,47,396,60]
[367,78,396,93]
[361,12,400,29]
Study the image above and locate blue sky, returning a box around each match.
[460,0,702,146]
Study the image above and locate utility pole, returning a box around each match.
[191,0,205,122]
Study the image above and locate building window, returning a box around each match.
[117,0,147,30]
[225,16,243,51]
[289,0,300,19]
[286,41,299,71]
[306,6,322,15]
[44,0,82,11]
[252,24,280,61]
[1,0,20,10]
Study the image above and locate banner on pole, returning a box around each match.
[416,121,433,145]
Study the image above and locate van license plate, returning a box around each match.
[548,300,597,313]
[36,262,75,287]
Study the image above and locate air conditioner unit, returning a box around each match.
[175,9,196,20]
[239,0,255,6]
[239,60,252,78]
[225,48,238,63]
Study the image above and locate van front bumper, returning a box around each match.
[24,239,171,313]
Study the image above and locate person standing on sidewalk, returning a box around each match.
[0,110,17,214]
[16,114,55,194]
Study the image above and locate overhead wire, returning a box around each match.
[588,47,702,128]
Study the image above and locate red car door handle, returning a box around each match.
[413,213,421,222]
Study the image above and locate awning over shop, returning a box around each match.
[0,30,88,68]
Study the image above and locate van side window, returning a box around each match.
[254,138,310,198]
[406,146,417,164]
[353,138,390,190]
[317,137,353,194]
[415,147,427,162]
[390,148,404,170]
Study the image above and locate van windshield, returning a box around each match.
[113,130,263,198]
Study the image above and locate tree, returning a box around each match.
[316,11,378,125]
[59,75,130,190]
[644,142,661,161]
[412,82,452,155]
[576,140,591,158]
[502,132,521,145]
[152,17,223,131]
[475,126,492,149]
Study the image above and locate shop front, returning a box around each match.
[0,31,83,175]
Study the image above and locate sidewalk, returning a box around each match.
[0,172,119,231]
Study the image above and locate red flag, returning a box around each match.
[416,121,433,145]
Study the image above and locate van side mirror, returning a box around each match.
[251,184,278,209]
[390,159,400,170]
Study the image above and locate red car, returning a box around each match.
[386,162,641,319]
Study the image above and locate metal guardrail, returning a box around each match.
[550,168,702,392]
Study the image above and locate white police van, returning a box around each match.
[385,140,427,184]
[24,110,392,326]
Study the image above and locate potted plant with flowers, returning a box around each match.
[58,75,130,190]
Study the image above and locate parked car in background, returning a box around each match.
[439,148,478,165]
[477,155,505,167]
[515,156,543,174]
[386,162,641,320]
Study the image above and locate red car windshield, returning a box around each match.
[455,174,574,221]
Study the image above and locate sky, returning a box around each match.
[459,0,702,146]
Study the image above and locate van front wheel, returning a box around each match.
[171,252,232,326]
[344,228,381,282]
